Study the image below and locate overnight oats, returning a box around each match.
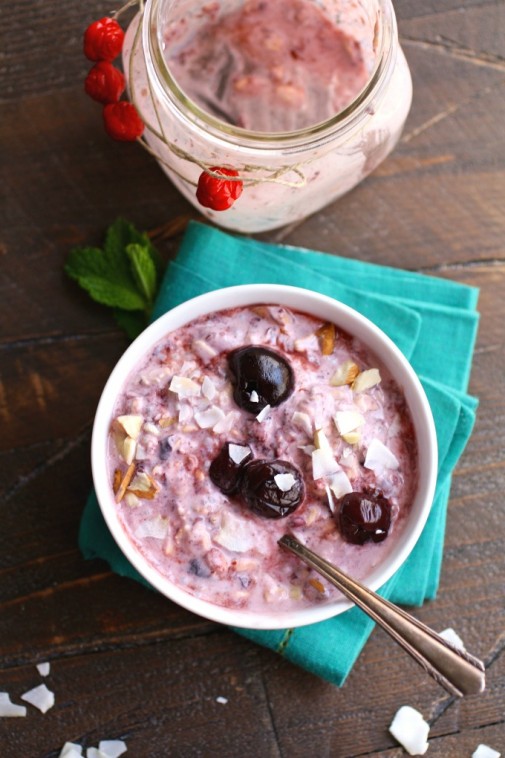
[122,0,413,231]
[108,305,419,613]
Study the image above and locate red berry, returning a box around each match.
[84,17,125,62]
[85,61,125,104]
[196,167,243,211]
[103,102,144,141]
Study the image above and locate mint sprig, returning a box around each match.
[65,219,163,339]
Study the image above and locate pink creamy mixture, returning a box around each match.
[108,305,418,612]
[165,0,374,131]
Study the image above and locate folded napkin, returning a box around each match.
[80,221,479,686]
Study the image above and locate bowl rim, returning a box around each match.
[92,283,438,629]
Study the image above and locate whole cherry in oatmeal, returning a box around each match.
[108,304,419,612]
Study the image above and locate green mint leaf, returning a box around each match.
[126,243,158,305]
[65,245,147,311]
[113,309,147,340]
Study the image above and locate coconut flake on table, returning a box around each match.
[472,745,501,758]
[215,696,228,705]
[291,410,313,437]
[36,661,50,677]
[21,683,55,713]
[256,404,271,422]
[389,705,429,756]
[334,410,365,436]
[59,743,83,758]
[0,692,27,717]
[364,438,399,473]
[169,375,201,398]
[194,405,226,429]
[439,627,465,651]
[98,741,127,758]
[228,443,252,465]
[274,473,296,492]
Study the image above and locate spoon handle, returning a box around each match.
[279,534,485,697]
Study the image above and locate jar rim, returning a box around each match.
[143,0,397,151]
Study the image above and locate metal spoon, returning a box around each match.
[278,534,485,697]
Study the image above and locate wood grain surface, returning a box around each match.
[1,1,504,756]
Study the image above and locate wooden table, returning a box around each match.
[1,1,504,756]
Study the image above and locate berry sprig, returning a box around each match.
[82,12,242,209]
[196,167,243,211]
[83,16,144,141]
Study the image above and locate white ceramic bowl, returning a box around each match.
[92,284,438,629]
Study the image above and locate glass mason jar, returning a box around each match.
[123,0,412,233]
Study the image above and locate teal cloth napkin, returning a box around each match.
[80,221,479,686]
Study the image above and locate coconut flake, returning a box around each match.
[256,404,271,423]
[143,422,159,436]
[328,469,353,499]
[98,742,128,758]
[325,485,336,514]
[213,410,239,434]
[36,661,50,677]
[249,390,259,403]
[169,375,201,398]
[192,339,218,361]
[86,749,104,758]
[202,376,217,401]
[389,705,429,756]
[274,473,296,492]
[216,696,228,705]
[195,405,226,429]
[59,743,84,758]
[213,512,257,553]
[364,438,399,473]
[21,683,54,713]
[135,517,168,540]
[229,444,252,465]
[0,692,27,717]
[312,448,339,480]
[472,745,501,758]
[334,410,365,435]
[291,411,313,437]
[439,627,465,651]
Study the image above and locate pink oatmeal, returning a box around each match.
[109,305,418,612]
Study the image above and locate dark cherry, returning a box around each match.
[227,346,294,412]
[158,438,172,461]
[337,491,392,545]
[240,459,304,519]
[209,441,253,494]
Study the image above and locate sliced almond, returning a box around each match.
[329,360,360,387]
[316,322,336,355]
[115,462,136,503]
[192,339,218,361]
[159,416,176,428]
[309,578,325,593]
[342,430,361,445]
[116,414,143,440]
[112,468,122,494]
[127,471,159,500]
[251,305,270,319]
[352,368,381,393]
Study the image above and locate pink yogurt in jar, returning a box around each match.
[108,305,418,612]
[122,0,412,231]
